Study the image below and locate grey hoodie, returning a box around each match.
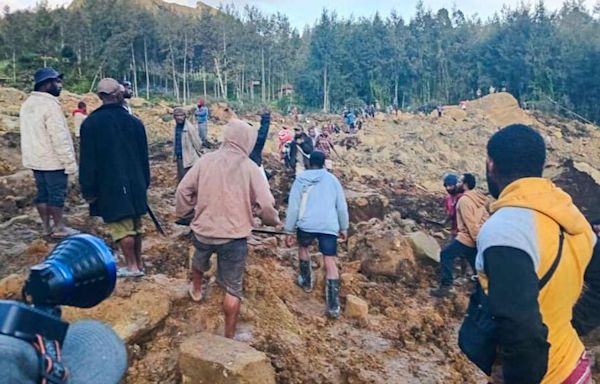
[285,169,349,236]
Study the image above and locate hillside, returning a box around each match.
[69,0,215,15]
[0,88,599,383]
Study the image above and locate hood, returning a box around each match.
[222,119,257,155]
[462,190,488,207]
[296,169,327,186]
[492,178,589,236]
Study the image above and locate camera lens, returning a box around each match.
[25,234,116,308]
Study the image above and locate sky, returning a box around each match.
[1,0,597,29]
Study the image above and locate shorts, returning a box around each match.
[106,216,144,242]
[297,229,338,256]
[33,170,68,207]
[192,236,248,299]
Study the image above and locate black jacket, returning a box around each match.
[250,112,270,166]
[287,133,313,170]
[79,103,150,223]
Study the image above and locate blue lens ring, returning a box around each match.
[70,234,117,293]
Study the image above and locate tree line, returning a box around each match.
[1,0,599,122]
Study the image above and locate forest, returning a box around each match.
[1,0,600,121]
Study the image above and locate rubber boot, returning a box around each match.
[296,260,313,293]
[326,279,341,319]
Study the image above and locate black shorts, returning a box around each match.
[297,230,338,256]
[33,170,68,207]
[192,236,248,299]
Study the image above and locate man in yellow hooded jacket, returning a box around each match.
[464,124,600,383]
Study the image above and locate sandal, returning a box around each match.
[51,226,81,239]
[117,267,145,278]
[188,283,207,302]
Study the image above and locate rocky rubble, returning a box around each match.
[0,87,599,383]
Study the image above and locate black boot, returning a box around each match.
[296,260,313,293]
[326,279,341,319]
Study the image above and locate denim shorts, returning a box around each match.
[297,230,338,256]
[192,236,248,299]
[33,170,68,207]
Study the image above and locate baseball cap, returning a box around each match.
[34,67,63,85]
[443,174,459,186]
[0,319,127,384]
[97,78,123,95]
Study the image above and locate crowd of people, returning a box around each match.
[17,66,600,384]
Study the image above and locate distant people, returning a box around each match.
[476,88,482,98]
[72,100,87,139]
[278,126,294,161]
[459,124,600,383]
[249,107,271,178]
[285,151,349,319]
[80,78,150,278]
[431,173,489,297]
[460,100,467,110]
[176,119,280,338]
[196,97,209,146]
[489,85,496,94]
[375,100,381,111]
[288,129,314,176]
[367,104,376,118]
[315,131,337,170]
[344,110,356,133]
[308,126,319,147]
[173,107,203,182]
[121,80,133,114]
[20,67,79,238]
[437,104,443,118]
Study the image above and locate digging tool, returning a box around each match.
[423,219,446,227]
[252,227,288,236]
[147,205,166,236]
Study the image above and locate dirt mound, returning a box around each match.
[468,92,535,128]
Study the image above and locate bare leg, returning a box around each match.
[134,234,143,271]
[223,293,241,339]
[324,256,339,279]
[191,267,204,298]
[48,206,65,231]
[119,236,140,273]
[299,246,310,262]
[36,203,51,234]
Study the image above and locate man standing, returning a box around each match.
[121,80,133,114]
[173,107,203,182]
[442,174,463,237]
[460,124,600,383]
[176,119,280,339]
[288,129,314,177]
[285,151,349,319]
[431,173,488,297]
[196,97,209,146]
[20,67,79,238]
[79,78,150,278]
[72,100,87,139]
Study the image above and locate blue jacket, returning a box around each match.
[196,106,209,124]
[285,169,349,236]
[345,112,356,125]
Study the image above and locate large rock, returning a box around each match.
[0,273,25,299]
[347,190,389,223]
[345,295,369,319]
[352,230,415,278]
[63,279,171,344]
[406,231,441,263]
[179,332,276,384]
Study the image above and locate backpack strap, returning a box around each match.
[539,228,565,290]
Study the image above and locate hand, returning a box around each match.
[339,231,348,241]
[65,164,78,175]
[285,234,296,248]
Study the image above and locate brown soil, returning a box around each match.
[0,88,599,383]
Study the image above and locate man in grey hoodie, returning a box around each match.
[285,151,349,318]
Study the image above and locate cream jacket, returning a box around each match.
[20,92,77,174]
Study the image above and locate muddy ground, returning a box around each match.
[1,89,600,383]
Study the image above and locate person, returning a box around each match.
[176,119,280,339]
[196,97,209,146]
[173,107,203,182]
[315,131,337,170]
[79,78,150,278]
[284,151,349,319]
[249,107,270,172]
[460,124,600,383]
[121,80,133,114]
[0,319,127,384]
[278,126,294,161]
[436,104,443,117]
[307,126,319,147]
[442,174,463,237]
[344,110,356,133]
[288,129,314,177]
[72,100,87,139]
[20,67,79,238]
[431,173,489,298]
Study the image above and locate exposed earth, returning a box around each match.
[1,88,599,383]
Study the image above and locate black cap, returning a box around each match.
[34,67,62,85]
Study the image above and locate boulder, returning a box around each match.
[345,295,369,319]
[406,231,441,263]
[179,332,276,384]
[347,190,389,223]
[354,230,415,278]
[0,273,25,299]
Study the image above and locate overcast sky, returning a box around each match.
[1,0,597,28]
